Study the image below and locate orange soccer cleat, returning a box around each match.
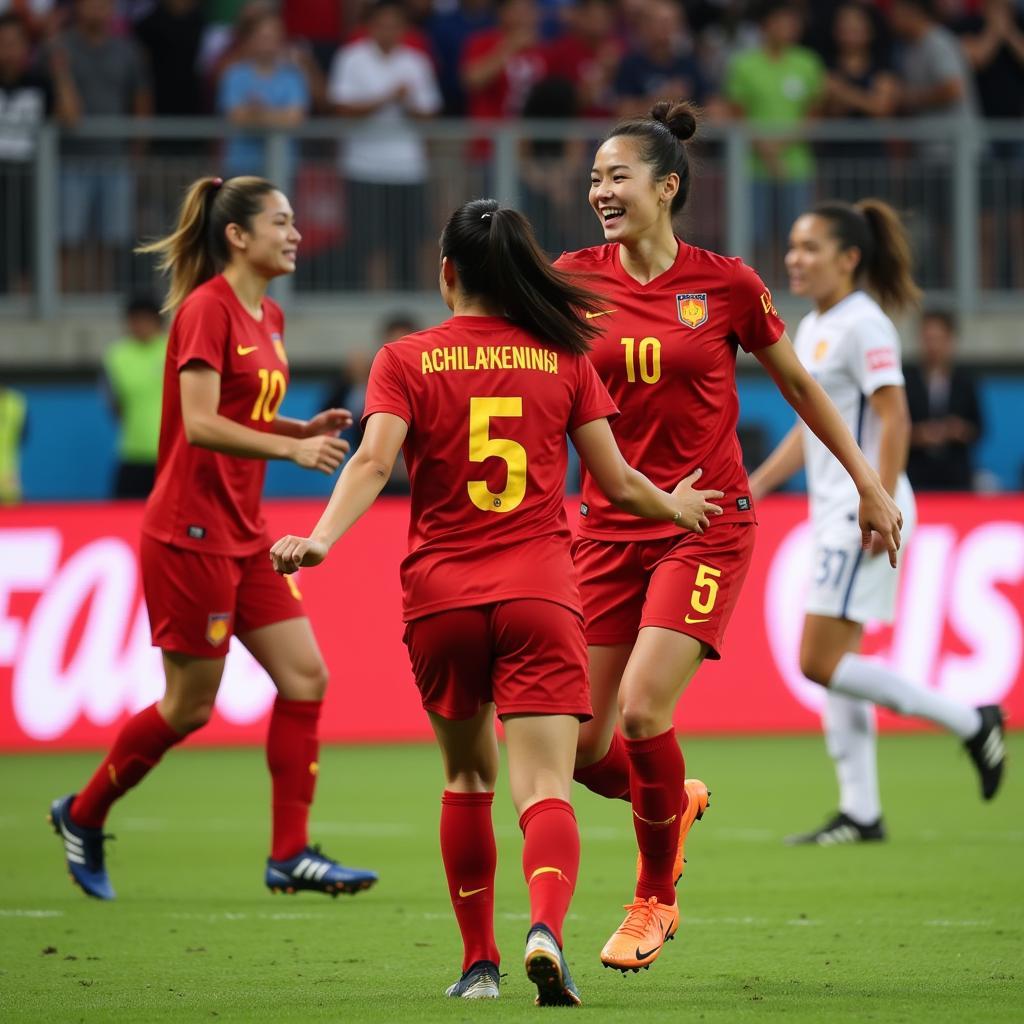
[636,778,710,887]
[599,896,679,973]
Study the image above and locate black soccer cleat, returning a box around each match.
[964,705,1006,801]
[785,811,886,846]
[445,959,500,999]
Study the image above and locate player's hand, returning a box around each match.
[290,435,349,474]
[304,408,352,437]
[857,479,902,568]
[670,468,724,534]
[270,535,329,574]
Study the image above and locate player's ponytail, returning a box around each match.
[605,99,699,215]
[136,175,278,312]
[813,198,922,314]
[439,198,603,354]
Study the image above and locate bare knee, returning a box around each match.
[574,723,610,770]
[446,767,498,793]
[619,691,670,740]
[278,658,329,702]
[159,695,215,735]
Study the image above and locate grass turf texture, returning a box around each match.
[1,735,1021,1022]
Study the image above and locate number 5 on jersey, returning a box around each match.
[468,397,526,513]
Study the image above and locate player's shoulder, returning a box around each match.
[837,291,896,333]
[686,244,763,289]
[555,244,616,272]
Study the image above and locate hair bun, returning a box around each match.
[650,100,698,142]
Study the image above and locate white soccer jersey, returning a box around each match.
[793,290,913,533]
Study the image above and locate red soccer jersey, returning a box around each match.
[142,274,290,556]
[462,29,550,119]
[361,315,617,621]
[556,240,785,541]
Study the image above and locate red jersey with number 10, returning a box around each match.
[142,274,290,556]
[556,241,785,540]
[361,315,618,621]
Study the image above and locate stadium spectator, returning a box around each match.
[0,0,59,41]
[725,0,825,271]
[328,0,441,290]
[102,294,167,500]
[613,0,709,117]
[543,0,622,116]
[217,8,310,178]
[462,0,549,122]
[133,0,206,119]
[0,11,68,293]
[888,0,977,117]
[322,312,416,494]
[0,383,26,505]
[46,0,153,292]
[904,310,983,491]
[822,3,899,122]
[423,0,495,115]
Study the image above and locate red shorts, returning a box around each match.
[572,523,756,658]
[140,534,306,657]
[403,599,592,722]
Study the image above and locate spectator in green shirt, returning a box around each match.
[725,0,825,270]
[102,295,167,499]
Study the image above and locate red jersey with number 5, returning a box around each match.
[555,241,785,540]
[142,274,290,556]
[361,315,618,621]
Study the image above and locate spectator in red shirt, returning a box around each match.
[543,0,622,116]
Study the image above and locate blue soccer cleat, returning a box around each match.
[265,844,378,896]
[445,960,501,999]
[48,794,116,901]
[524,923,582,1007]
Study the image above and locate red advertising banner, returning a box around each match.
[1,496,1022,750]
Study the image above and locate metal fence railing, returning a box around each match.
[2,116,1022,319]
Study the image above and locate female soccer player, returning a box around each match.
[269,198,723,1006]
[555,101,904,974]
[49,176,378,901]
[748,200,1006,845]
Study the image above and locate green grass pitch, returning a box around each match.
[1,734,1021,1022]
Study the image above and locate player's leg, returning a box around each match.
[240,613,378,895]
[407,608,501,998]
[573,643,633,798]
[787,613,885,844]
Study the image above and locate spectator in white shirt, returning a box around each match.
[328,0,442,290]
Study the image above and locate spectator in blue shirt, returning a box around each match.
[613,0,708,117]
[217,9,309,178]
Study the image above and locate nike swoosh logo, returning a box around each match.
[633,810,677,827]
[635,920,674,961]
[458,885,488,898]
[585,309,617,319]
[684,614,710,624]
[236,345,259,356]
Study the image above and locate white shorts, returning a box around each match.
[805,496,917,625]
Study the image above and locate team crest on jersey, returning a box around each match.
[676,293,708,329]
[206,612,231,647]
[272,332,287,364]
[814,340,829,362]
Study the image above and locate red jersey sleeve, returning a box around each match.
[729,262,786,353]
[173,289,231,373]
[569,353,618,431]
[361,345,413,427]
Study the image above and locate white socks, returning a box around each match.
[823,690,881,825]
[830,653,982,740]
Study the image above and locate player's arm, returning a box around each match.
[270,412,407,572]
[754,334,903,564]
[570,417,724,533]
[870,385,911,497]
[271,408,354,439]
[180,364,348,473]
[748,423,804,501]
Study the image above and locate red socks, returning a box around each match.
[266,698,322,861]
[71,703,182,829]
[520,798,579,949]
[573,730,630,801]
[625,728,686,904]
[440,790,500,970]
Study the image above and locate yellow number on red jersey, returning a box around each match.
[251,368,287,422]
[620,336,662,384]
[467,397,527,513]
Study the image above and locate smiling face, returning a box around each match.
[785,213,860,304]
[589,136,676,245]
[227,190,301,279]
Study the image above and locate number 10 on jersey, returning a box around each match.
[621,337,661,384]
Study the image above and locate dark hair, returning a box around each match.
[125,294,162,319]
[755,0,801,23]
[893,0,935,15]
[922,309,956,334]
[136,176,278,312]
[381,313,419,337]
[604,100,699,215]
[439,198,603,354]
[811,198,922,313]
[0,12,27,33]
